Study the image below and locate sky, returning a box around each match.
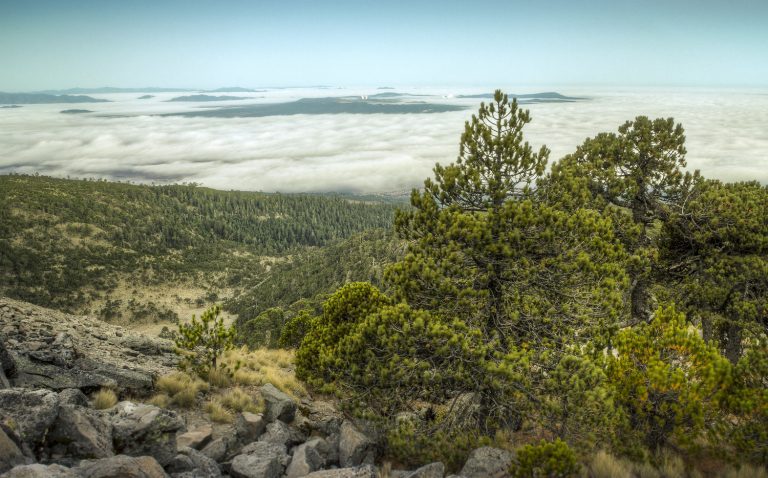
[1,0,767,91]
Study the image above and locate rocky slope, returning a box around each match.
[0,297,176,394]
[0,297,514,477]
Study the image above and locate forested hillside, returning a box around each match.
[0,174,400,320]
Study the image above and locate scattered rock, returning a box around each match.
[230,441,289,478]
[406,462,446,478]
[176,426,212,450]
[259,383,297,423]
[176,446,221,477]
[0,424,29,474]
[58,388,89,407]
[304,465,378,478]
[0,339,16,388]
[460,446,514,478]
[47,404,113,459]
[235,411,266,443]
[200,437,227,463]
[338,420,375,468]
[0,388,59,454]
[300,400,343,436]
[258,420,305,448]
[76,454,169,478]
[285,437,329,478]
[0,463,79,477]
[110,402,184,466]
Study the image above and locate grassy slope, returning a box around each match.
[0,174,402,324]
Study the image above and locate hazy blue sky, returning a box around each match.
[1,0,766,90]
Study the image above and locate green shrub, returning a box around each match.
[605,306,732,456]
[513,439,580,478]
[385,418,491,473]
[278,309,315,348]
[295,282,391,388]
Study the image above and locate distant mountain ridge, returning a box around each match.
[166,94,250,102]
[457,91,585,101]
[0,92,109,104]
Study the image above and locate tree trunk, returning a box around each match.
[630,276,653,324]
[724,322,742,365]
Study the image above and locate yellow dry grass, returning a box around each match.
[218,387,264,414]
[205,398,233,423]
[222,347,306,399]
[155,371,209,408]
[147,393,171,408]
[92,388,118,410]
[588,450,633,478]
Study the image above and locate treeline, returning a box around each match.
[0,175,399,312]
[249,91,768,475]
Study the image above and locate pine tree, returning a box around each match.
[550,117,691,325]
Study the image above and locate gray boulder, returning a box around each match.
[230,441,289,478]
[235,411,266,443]
[304,465,378,478]
[406,462,445,478]
[0,340,16,388]
[338,421,375,468]
[299,400,342,436]
[47,404,113,459]
[110,402,184,466]
[0,464,78,477]
[459,446,514,478]
[176,425,212,450]
[168,446,221,478]
[258,420,306,448]
[285,437,329,478]
[76,454,169,478]
[0,389,59,453]
[58,388,89,407]
[259,383,296,423]
[200,437,228,463]
[0,424,30,474]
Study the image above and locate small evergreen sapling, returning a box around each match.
[175,304,237,379]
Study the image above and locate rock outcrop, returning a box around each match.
[0,298,175,395]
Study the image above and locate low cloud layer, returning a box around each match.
[1,87,766,193]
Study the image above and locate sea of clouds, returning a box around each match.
[1,87,766,193]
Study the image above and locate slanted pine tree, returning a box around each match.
[550,117,692,325]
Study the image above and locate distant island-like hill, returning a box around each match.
[204,87,264,93]
[457,91,585,102]
[167,94,250,102]
[165,96,467,118]
[60,109,93,114]
[0,92,109,104]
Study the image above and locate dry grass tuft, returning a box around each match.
[207,367,232,388]
[171,387,199,408]
[155,371,208,408]
[218,387,264,414]
[223,347,306,399]
[148,393,171,408]
[157,372,209,396]
[205,398,233,423]
[720,465,768,478]
[92,388,118,410]
[589,450,633,478]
